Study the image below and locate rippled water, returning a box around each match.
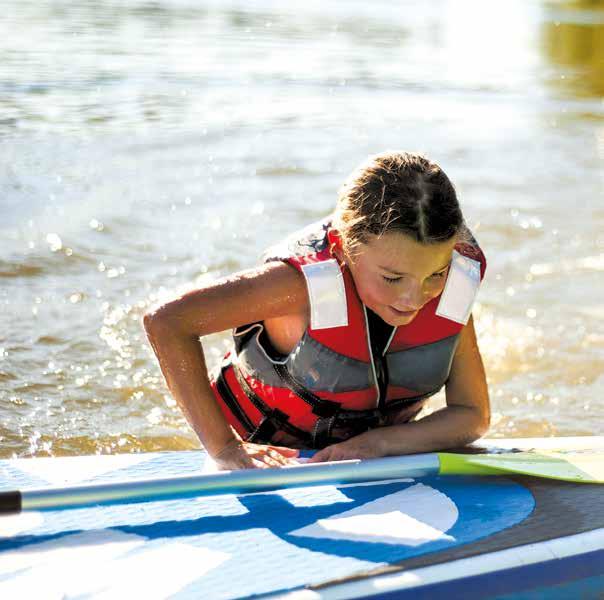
[1,0,603,458]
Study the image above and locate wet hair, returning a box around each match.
[333,151,467,254]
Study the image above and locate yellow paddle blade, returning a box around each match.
[438,451,604,484]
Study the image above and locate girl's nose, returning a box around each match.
[393,282,423,311]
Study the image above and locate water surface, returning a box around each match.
[1,0,603,457]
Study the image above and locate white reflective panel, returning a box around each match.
[301,260,348,330]
[436,251,481,325]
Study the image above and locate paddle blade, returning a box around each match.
[438,451,604,484]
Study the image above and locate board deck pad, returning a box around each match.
[0,450,535,599]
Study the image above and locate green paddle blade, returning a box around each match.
[438,451,604,484]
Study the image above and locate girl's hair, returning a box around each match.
[333,151,466,254]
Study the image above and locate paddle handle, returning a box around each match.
[0,490,22,515]
[0,454,440,514]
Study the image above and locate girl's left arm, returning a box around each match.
[308,316,490,462]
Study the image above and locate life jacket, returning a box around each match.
[210,218,487,449]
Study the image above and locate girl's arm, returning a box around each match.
[143,261,309,469]
[308,316,490,462]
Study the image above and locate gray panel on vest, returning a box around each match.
[387,334,460,394]
[288,333,374,392]
[236,330,286,388]
[237,329,374,393]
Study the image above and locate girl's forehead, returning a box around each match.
[355,232,457,272]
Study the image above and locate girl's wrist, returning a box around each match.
[213,437,244,460]
[372,429,392,457]
[365,425,408,457]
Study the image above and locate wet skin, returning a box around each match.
[335,231,457,327]
[144,229,489,469]
[264,231,457,354]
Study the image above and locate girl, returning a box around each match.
[144,152,490,470]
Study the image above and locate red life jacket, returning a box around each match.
[211,219,486,449]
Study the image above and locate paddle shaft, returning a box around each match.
[0,454,440,514]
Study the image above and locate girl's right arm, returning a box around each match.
[143,261,309,469]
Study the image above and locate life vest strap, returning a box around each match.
[248,416,278,443]
[230,362,313,445]
[271,363,381,447]
[273,363,341,418]
[219,360,434,449]
[274,362,427,422]
[381,394,431,413]
[215,366,256,434]
[312,416,337,448]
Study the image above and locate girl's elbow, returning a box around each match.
[456,404,490,444]
[143,308,162,334]
[142,310,155,333]
[143,304,179,338]
[143,299,204,340]
[473,406,491,439]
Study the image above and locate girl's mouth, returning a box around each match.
[389,306,418,318]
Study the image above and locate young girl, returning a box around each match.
[144,152,490,470]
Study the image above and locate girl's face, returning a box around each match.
[338,231,457,327]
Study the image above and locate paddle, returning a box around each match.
[0,449,601,515]
[439,450,603,483]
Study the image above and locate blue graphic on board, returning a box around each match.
[0,450,534,599]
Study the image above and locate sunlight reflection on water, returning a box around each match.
[1,0,603,457]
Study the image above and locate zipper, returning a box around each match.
[363,305,397,410]
[363,305,381,408]
[379,324,396,411]
[383,327,397,356]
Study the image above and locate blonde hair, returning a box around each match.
[333,151,466,254]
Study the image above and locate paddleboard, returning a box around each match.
[0,437,602,599]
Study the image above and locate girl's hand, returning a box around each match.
[307,432,384,463]
[213,439,301,471]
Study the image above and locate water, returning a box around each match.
[1,0,603,458]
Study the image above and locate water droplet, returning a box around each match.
[89,218,104,231]
[46,233,63,252]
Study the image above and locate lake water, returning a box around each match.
[1,0,603,458]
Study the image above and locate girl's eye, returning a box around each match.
[382,276,402,284]
[430,269,448,279]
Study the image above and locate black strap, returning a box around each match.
[231,364,312,445]
[273,363,341,418]
[312,416,337,448]
[220,358,432,448]
[337,408,380,428]
[248,417,278,443]
[215,366,256,434]
[273,363,384,446]
[382,393,431,413]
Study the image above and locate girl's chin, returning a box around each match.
[370,305,419,326]
[389,305,419,318]
[388,306,419,325]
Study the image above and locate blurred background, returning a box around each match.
[1,0,603,458]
